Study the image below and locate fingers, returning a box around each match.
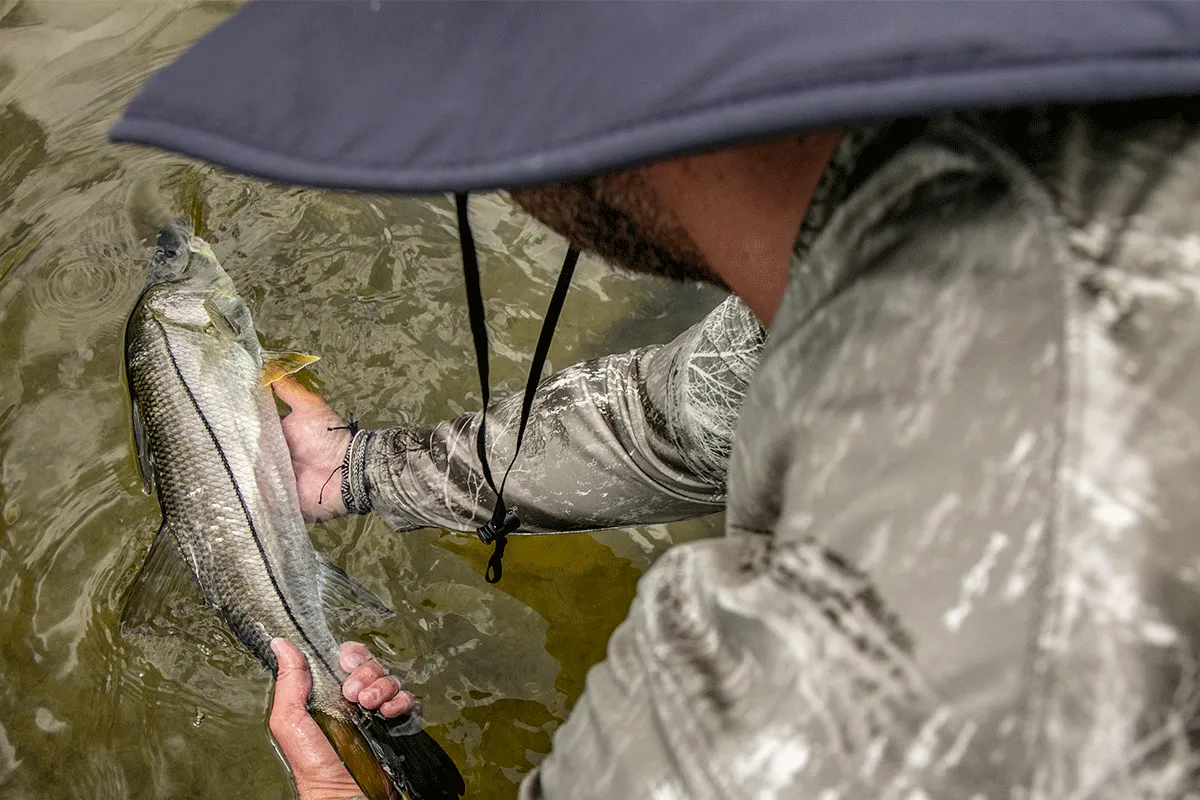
[272,374,331,414]
[339,641,415,718]
[359,676,409,714]
[379,691,416,718]
[341,652,386,701]
[339,641,373,672]
[269,638,313,731]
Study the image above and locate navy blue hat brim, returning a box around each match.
[111,1,1200,194]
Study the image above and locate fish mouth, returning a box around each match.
[141,214,231,293]
[156,216,193,254]
[160,217,214,261]
[187,235,216,260]
[144,216,209,288]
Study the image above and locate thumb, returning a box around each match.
[272,375,331,415]
[270,638,313,717]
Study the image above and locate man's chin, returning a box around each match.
[508,183,726,291]
[606,256,730,291]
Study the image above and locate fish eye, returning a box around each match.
[159,246,178,260]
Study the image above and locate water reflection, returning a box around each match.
[0,2,725,797]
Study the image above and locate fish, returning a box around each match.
[121,217,464,800]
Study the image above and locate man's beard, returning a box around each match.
[509,171,729,290]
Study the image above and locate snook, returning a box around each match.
[122,218,464,800]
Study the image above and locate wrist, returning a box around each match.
[295,777,364,800]
[340,429,374,515]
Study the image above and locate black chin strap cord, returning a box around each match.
[456,193,579,583]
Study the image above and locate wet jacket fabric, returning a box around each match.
[349,99,1200,798]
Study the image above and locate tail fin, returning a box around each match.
[313,709,465,800]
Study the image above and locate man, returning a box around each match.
[113,2,1200,798]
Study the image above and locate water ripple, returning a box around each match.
[26,249,125,332]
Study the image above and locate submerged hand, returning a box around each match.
[269,639,415,800]
[273,376,352,521]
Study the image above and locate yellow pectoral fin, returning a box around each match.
[261,349,320,385]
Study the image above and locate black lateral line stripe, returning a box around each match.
[152,317,341,684]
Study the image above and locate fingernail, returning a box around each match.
[270,638,281,655]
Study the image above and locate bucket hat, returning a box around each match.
[111,0,1200,194]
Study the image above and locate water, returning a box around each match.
[0,2,725,797]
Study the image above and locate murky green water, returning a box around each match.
[0,2,725,797]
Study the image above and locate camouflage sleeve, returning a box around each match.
[347,296,764,534]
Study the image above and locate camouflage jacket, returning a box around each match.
[349,97,1200,799]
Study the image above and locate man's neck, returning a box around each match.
[646,131,843,326]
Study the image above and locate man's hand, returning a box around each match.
[269,639,415,800]
[273,375,353,521]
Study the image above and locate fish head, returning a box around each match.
[143,217,229,290]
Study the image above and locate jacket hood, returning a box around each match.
[110,0,1200,193]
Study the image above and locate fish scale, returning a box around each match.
[138,314,336,675]
[122,218,464,800]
